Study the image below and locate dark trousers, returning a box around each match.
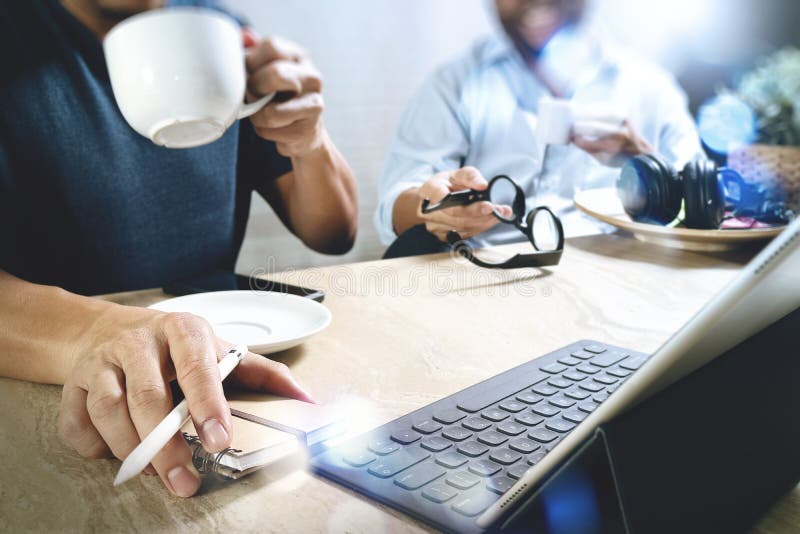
[383,224,451,259]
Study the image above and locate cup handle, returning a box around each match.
[237,92,274,119]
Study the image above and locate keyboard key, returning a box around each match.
[433,408,466,424]
[547,378,572,389]
[579,382,605,392]
[607,384,619,394]
[528,451,547,465]
[583,344,606,354]
[563,370,586,382]
[456,369,549,413]
[562,410,588,423]
[436,451,469,468]
[343,450,376,467]
[496,421,526,436]
[482,408,510,422]
[447,470,481,490]
[458,440,490,457]
[499,400,527,413]
[557,356,583,366]
[546,419,576,433]
[452,490,499,517]
[489,448,522,465]
[532,404,559,417]
[477,431,508,447]
[421,436,452,452]
[514,412,544,426]
[391,429,421,445]
[516,392,543,404]
[368,437,400,455]
[368,448,430,478]
[571,350,593,360]
[469,459,502,477]
[443,427,473,442]
[594,375,619,386]
[422,484,458,504]
[577,364,600,374]
[463,417,492,432]
[594,392,610,403]
[487,475,516,495]
[507,463,530,480]
[412,419,443,434]
[578,402,598,413]
[529,428,559,443]
[532,384,558,396]
[564,389,591,400]
[395,463,446,490]
[607,367,632,378]
[549,396,576,409]
[541,363,567,374]
[590,350,627,367]
[508,438,540,454]
[620,355,648,371]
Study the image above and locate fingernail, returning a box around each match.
[481,203,493,215]
[295,380,316,404]
[167,465,200,498]
[200,419,228,452]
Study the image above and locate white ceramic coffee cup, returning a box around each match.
[536,97,574,146]
[104,7,273,149]
[535,97,626,146]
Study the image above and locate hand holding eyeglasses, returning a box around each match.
[415,167,515,242]
[421,174,564,269]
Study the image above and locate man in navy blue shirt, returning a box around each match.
[0,0,356,498]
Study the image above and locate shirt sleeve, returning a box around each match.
[373,68,472,245]
[653,75,705,168]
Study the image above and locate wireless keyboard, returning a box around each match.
[311,340,649,533]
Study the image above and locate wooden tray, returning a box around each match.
[574,188,784,251]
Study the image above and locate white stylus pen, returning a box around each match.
[113,344,248,486]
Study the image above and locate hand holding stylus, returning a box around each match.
[58,306,313,497]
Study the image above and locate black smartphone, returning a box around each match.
[163,270,325,302]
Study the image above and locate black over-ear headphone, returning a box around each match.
[616,154,793,229]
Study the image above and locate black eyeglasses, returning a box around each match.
[421,175,564,269]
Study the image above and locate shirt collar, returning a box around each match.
[479,27,620,82]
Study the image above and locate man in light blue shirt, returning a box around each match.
[375,0,703,257]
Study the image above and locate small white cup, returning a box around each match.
[104,7,273,149]
[535,97,574,146]
[535,97,626,146]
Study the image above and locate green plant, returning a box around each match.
[733,47,800,146]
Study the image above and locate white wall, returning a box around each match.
[231,0,495,273]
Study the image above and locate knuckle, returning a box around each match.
[81,440,111,460]
[164,312,210,338]
[176,356,217,390]
[459,166,480,179]
[116,327,151,353]
[127,380,167,412]
[256,127,275,140]
[87,388,125,420]
[260,111,281,129]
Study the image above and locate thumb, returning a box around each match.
[450,166,488,191]
[242,27,260,48]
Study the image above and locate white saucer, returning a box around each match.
[149,291,331,354]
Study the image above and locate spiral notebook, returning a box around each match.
[181,394,343,479]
